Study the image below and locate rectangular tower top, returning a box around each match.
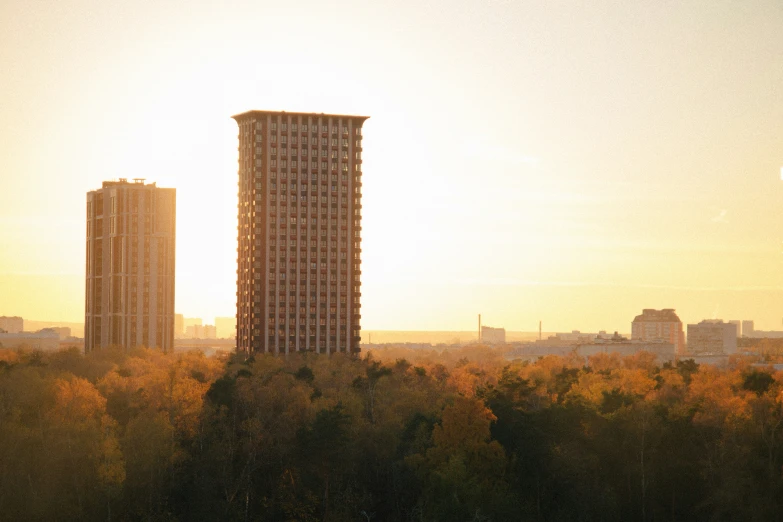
[231,110,369,123]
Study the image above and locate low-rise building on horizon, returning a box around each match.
[0,330,60,352]
[0,316,23,334]
[687,320,737,355]
[481,326,506,344]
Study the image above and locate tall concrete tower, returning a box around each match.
[232,111,367,355]
[85,179,176,352]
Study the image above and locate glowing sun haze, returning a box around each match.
[1,0,782,333]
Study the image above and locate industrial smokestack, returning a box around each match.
[478,314,482,343]
[539,320,542,340]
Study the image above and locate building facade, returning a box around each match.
[631,308,685,355]
[687,320,737,355]
[233,110,367,354]
[85,179,176,352]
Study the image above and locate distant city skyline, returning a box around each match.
[1,1,782,333]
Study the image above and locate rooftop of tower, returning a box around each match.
[231,110,370,122]
[633,309,682,323]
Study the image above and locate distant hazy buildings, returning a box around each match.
[85,179,176,352]
[0,316,23,334]
[513,331,675,363]
[687,320,737,355]
[184,317,202,329]
[580,339,675,362]
[632,309,685,355]
[534,331,600,347]
[481,326,506,344]
[742,320,755,337]
[39,326,72,340]
[215,317,236,339]
[233,110,367,354]
[185,324,216,339]
[0,330,60,352]
[728,320,741,337]
[174,314,184,337]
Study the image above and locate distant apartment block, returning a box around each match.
[0,316,23,334]
[631,309,685,355]
[742,320,755,337]
[185,324,217,339]
[481,326,506,344]
[215,316,237,339]
[175,314,184,337]
[85,179,176,352]
[687,320,737,355]
[184,317,202,329]
[728,320,741,337]
[233,110,367,354]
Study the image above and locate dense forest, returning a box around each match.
[1,345,783,521]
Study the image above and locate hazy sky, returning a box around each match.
[1,0,782,333]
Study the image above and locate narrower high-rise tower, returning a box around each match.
[85,179,176,352]
[232,111,367,354]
